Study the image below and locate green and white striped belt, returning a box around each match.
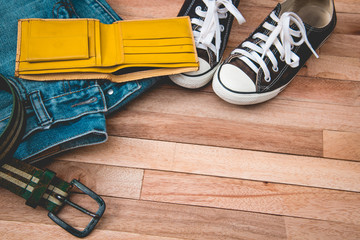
[0,74,105,238]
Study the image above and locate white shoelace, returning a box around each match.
[192,0,245,62]
[232,11,318,82]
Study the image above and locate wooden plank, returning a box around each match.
[59,136,360,192]
[285,217,360,240]
[118,87,360,132]
[141,170,360,224]
[319,34,360,58]
[1,190,359,239]
[107,0,180,19]
[1,1,358,239]
[0,191,287,240]
[323,130,360,161]
[334,12,360,35]
[171,142,360,192]
[299,55,360,81]
[106,88,360,153]
[107,110,323,156]
[0,221,184,240]
[40,160,143,199]
[332,0,360,14]
[280,76,360,106]
[58,137,177,170]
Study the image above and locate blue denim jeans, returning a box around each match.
[0,0,159,162]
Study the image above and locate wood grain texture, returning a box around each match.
[285,217,360,240]
[1,0,360,239]
[0,221,184,240]
[59,136,360,192]
[279,76,360,106]
[41,160,144,199]
[114,87,360,132]
[105,85,360,157]
[3,189,360,240]
[301,55,360,81]
[323,130,360,161]
[319,34,360,58]
[107,110,324,156]
[0,191,287,240]
[141,170,360,224]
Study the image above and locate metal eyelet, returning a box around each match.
[280,55,285,61]
[272,66,279,72]
[265,76,271,82]
[220,25,225,32]
[195,6,202,12]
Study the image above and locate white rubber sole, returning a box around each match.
[212,68,288,105]
[169,62,221,89]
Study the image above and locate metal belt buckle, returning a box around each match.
[48,179,106,238]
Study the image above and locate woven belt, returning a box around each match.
[0,74,105,238]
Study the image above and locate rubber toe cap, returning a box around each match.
[218,64,256,93]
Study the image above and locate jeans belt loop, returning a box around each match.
[28,90,53,127]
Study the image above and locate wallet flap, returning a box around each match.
[24,19,90,62]
[27,36,89,62]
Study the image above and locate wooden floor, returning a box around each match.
[1,0,360,239]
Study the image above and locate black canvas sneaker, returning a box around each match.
[213,0,336,105]
[169,0,245,89]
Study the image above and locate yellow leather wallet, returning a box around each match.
[15,17,199,82]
